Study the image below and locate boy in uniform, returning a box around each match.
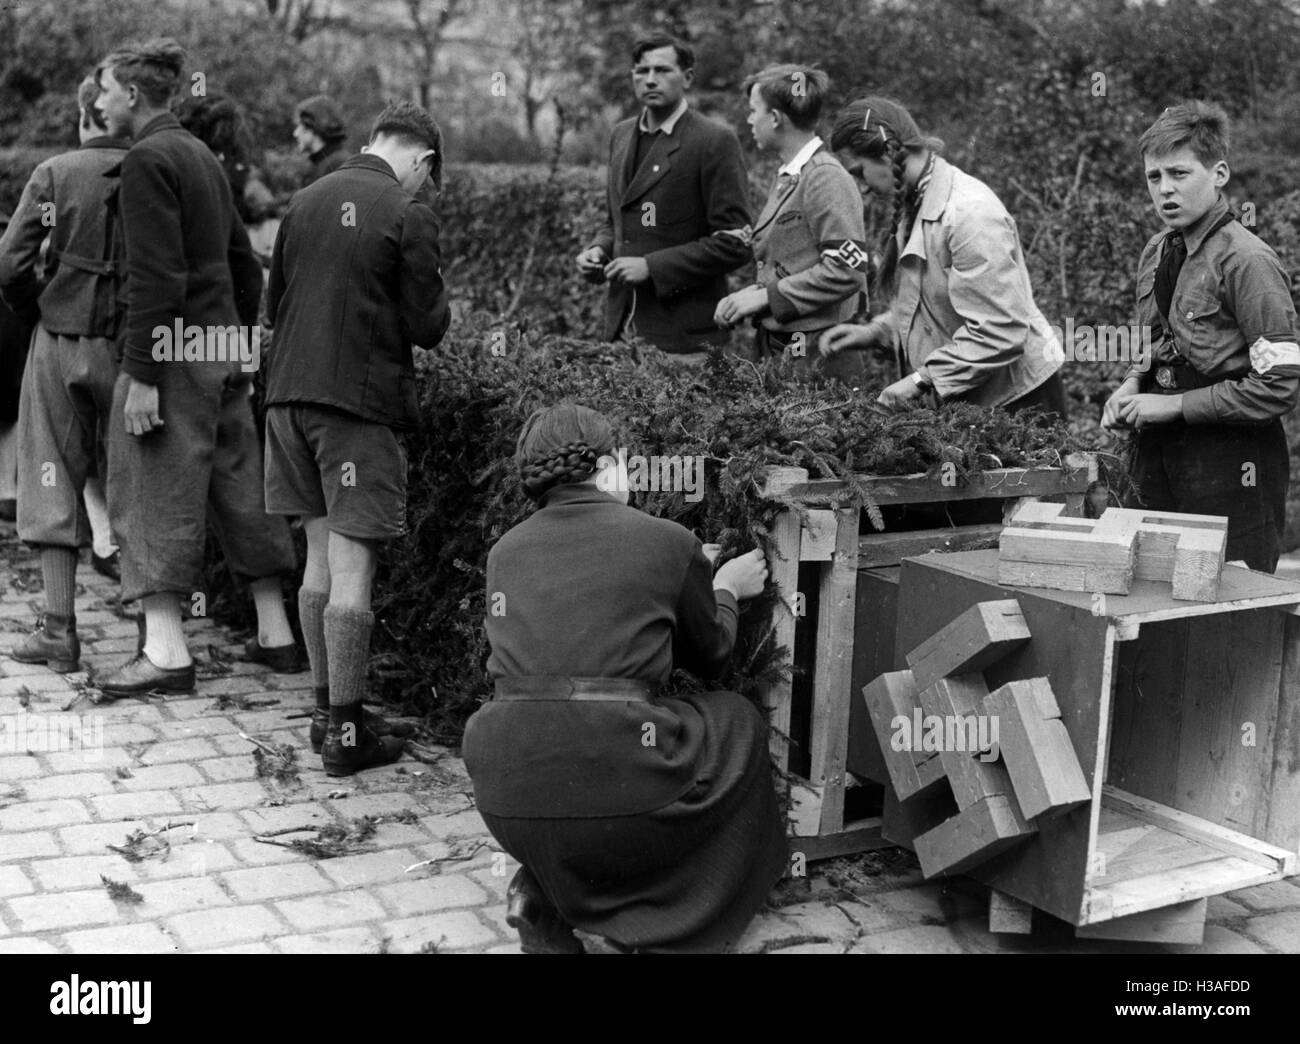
[1104,101,1300,571]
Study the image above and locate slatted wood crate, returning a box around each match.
[756,454,1096,861]
[892,550,1300,942]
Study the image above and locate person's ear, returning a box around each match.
[682,66,695,89]
[416,148,435,169]
[127,84,139,108]
[1213,159,1230,188]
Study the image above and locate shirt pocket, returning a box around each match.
[1176,288,1225,354]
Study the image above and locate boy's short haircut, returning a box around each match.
[1139,101,1230,166]
[744,64,830,131]
[370,101,443,188]
[78,76,107,132]
[631,33,694,71]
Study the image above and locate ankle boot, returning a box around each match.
[12,613,80,672]
[310,691,415,754]
[505,867,584,954]
[321,701,405,776]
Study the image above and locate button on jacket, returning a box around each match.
[878,157,1062,406]
[751,140,868,333]
[1125,195,1300,424]
[266,153,450,431]
[0,137,131,337]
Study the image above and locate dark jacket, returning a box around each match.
[265,154,449,430]
[303,145,349,187]
[117,113,261,383]
[0,137,131,337]
[590,106,751,353]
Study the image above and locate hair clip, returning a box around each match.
[862,108,872,130]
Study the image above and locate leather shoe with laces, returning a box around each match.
[96,650,196,698]
[321,701,405,776]
[12,613,80,673]
[244,637,305,673]
[505,867,585,954]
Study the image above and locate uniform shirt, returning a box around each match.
[1124,195,1300,424]
[0,137,130,337]
[751,137,868,332]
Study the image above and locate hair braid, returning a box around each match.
[873,138,908,300]
[519,441,602,500]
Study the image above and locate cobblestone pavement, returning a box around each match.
[1,529,1298,955]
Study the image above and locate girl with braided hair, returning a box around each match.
[819,97,1066,416]
[462,403,786,954]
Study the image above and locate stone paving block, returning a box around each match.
[195,942,276,954]
[132,876,232,916]
[227,837,306,866]
[101,722,163,745]
[0,865,34,898]
[0,673,78,696]
[137,737,219,765]
[0,829,62,861]
[0,755,42,780]
[1227,880,1300,912]
[29,854,139,891]
[187,812,249,840]
[201,676,279,697]
[419,809,488,840]
[166,904,284,949]
[133,841,240,881]
[369,821,434,846]
[110,763,206,792]
[0,797,91,832]
[47,747,133,772]
[318,848,421,889]
[1208,894,1253,920]
[153,717,242,740]
[93,621,143,640]
[0,938,63,954]
[164,699,225,720]
[92,788,185,820]
[91,637,143,653]
[328,791,425,818]
[774,900,879,941]
[195,755,259,783]
[221,862,333,902]
[1242,910,1300,953]
[379,911,499,953]
[238,801,335,835]
[274,926,382,954]
[1168,924,1268,954]
[21,772,117,800]
[64,922,180,955]
[768,942,847,953]
[374,874,489,917]
[9,888,121,932]
[58,819,147,855]
[181,781,274,810]
[0,659,60,678]
[870,883,983,922]
[276,891,387,932]
[483,942,523,955]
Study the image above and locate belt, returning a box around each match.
[492,676,657,702]
[1148,360,1249,394]
[52,249,117,277]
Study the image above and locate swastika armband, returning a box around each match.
[826,239,870,270]
[1248,336,1300,375]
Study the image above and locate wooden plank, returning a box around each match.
[1176,610,1283,837]
[861,670,947,800]
[788,781,823,838]
[989,889,1034,934]
[846,567,899,783]
[881,780,958,851]
[758,508,802,768]
[799,509,837,562]
[997,557,1133,595]
[857,524,1002,569]
[984,678,1089,820]
[809,507,859,836]
[999,524,1137,569]
[1171,526,1226,601]
[1085,855,1279,924]
[913,794,1037,878]
[757,461,1094,507]
[905,599,1032,693]
[787,820,892,862]
[1076,898,1207,944]
[757,465,809,499]
[1265,615,1300,855]
[1103,786,1295,875]
[918,675,1015,811]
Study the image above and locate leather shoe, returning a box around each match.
[91,550,120,582]
[96,650,196,698]
[12,613,80,673]
[322,702,405,776]
[245,637,305,673]
[309,698,414,753]
[506,867,584,954]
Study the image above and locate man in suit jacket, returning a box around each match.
[576,34,751,359]
[92,38,298,697]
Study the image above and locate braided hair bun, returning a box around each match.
[515,403,617,501]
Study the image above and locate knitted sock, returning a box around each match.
[251,576,295,648]
[323,604,373,708]
[298,587,330,691]
[83,477,117,559]
[141,592,191,669]
[40,546,78,620]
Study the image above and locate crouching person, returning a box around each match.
[462,404,788,954]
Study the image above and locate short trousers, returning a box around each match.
[264,403,407,541]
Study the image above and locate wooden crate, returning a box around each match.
[758,454,1096,860]
[895,550,1300,939]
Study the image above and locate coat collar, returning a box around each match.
[901,155,954,261]
[134,111,182,140]
[338,153,399,182]
[81,135,131,152]
[637,97,689,135]
[538,481,625,510]
[1181,194,1232,255]
[778,135,824,178]
[617,111,689,206]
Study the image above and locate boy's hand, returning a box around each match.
[713,548,769,601]
[714,286,767,328]
[604,256,650,285]
[123,377,163,436]
[877,374,924,412]
[1117,393,1183,429]
[1101,378,1143,430]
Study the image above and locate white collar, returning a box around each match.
[778,136,823,177]
[638,98,689,135]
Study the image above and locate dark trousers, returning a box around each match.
[1127,418,1289,573]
